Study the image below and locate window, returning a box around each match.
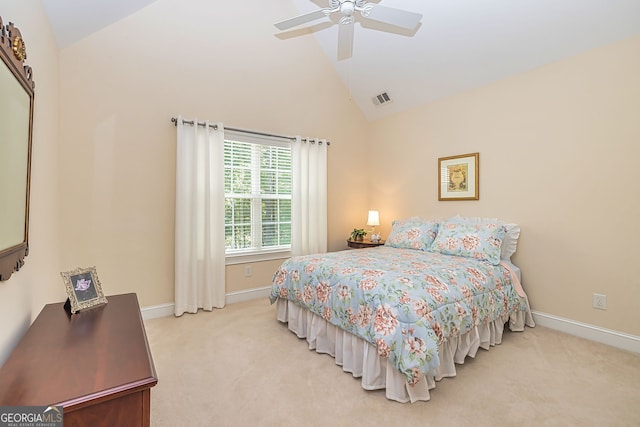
[224,134,292,257]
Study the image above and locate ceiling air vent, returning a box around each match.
[372,92,392,106]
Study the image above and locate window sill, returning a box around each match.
[225,248,291,265]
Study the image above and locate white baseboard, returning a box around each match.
[141,302,175,320]
[225,286,271,304]
[141,286,271,320]
[532,310,640,354]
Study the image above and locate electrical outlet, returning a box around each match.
[593,293,607,310]
[244,265,253,277]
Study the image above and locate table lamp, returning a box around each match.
[367,210,380,242]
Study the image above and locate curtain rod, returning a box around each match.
[170,117,330,146]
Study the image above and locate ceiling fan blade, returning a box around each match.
[274,9,329,31]
[337,20,354,61]
[363,5,422,30]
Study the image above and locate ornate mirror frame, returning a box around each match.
[0,17,35,281]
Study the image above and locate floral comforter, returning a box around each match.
[270,246,529,385]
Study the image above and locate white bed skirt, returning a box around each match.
[276,298,535,403]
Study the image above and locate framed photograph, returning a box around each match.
[61,266,108,314]
[438,152,479,201]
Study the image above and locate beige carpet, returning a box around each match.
[144,298,640,427]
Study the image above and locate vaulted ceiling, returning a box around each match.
[42,0,640,120]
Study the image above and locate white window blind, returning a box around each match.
[224,135,292,255]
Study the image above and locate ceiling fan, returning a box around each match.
[275,0,423,61]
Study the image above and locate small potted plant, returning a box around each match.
[350,228,367,241]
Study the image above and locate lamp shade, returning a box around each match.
[367,210,380,227]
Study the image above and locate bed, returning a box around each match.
[269,216,535,403]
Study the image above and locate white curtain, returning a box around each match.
[174,116,226,316]
[292,137,328,256]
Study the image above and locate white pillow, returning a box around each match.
[449,215,520,260]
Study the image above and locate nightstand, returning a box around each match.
[347,239,385,249]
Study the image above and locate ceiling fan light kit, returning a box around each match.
[339,1,355,16]
[275,0,423,60]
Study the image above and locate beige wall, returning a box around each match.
[225,260,284,295]
[2,1,637,367]
[0,1,62,364]
[57,0,369,308]
[367,35,640,336]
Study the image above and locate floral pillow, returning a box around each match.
[384,217,439,251]
[449,215,520,260]
[430,221,506,265]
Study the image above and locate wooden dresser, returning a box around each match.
[0,293,157,427]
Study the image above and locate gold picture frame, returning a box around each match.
[61,266,108,314]
[438,152,479,201]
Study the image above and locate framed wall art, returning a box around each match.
[61,266,108,314]
[438,152,479,201]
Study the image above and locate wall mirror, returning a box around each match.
[0,17,35,281]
